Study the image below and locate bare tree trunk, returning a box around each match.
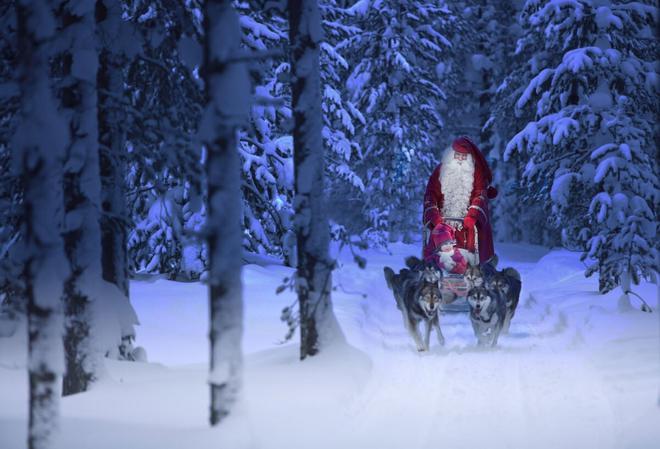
[202,0,249,426]
[98,55,128,301]
[56,0,104,396]
[15,1,69,447]
[97,0,137,360]
[289,0,341,359]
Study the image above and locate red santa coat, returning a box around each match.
[422,138,496,265]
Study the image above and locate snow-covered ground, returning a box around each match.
[1,243,658,449]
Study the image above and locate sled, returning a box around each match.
[439,274,471,313]
[424,217,479,313]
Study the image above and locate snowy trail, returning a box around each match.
[332,245,623,449]
[1,243,658,449]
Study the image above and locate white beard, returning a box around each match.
[439,147,475,220]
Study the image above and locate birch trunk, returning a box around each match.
[202,0,248,425]
[15,1,69,447]
[56,0,104,396]
[289,0,342,359]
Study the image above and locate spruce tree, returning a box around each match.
[504,0,659,299]
[236,3,295,262]
[344,0,454,243]
[124,0,205,279]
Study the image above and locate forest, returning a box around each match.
[0,1,658,449]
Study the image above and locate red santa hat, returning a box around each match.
[451,136,498,199]
[451,137,473,154]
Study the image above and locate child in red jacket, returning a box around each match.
[425,223,471,275]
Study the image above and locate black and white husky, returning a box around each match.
[486,268,521,334]
[464,260,521,335]
[383,259,445,352]
[466,286,506,347]
[463,257,497,289]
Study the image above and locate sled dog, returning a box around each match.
[383,260,445,352]
[466,286,506,347]
[463,258,497,290]
[464,264,487,289]
[486,267,521,334]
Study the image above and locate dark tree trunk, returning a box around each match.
[96,8,135,360]
[202,0,248,426]
[289,0,340,359]
[57,0,103,397]
[15,2,69,447]
[97,0,128,299]
[98,49,128,299]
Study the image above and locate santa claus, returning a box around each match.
[422,136,497,266]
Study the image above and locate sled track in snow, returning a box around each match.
[338,257,620,449]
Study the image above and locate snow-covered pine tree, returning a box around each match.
[505,0,659,299]
[289,0,343,358]
[96,0,141,359]
[578,4,659,301]
[455,0,549,245]
[438,1,482,142]
[128,180,185,277]
[124,1,293,276]
[123,0,205,280]
[201,0,248,425]
[53,0,106,395]
[14,0,69,446]
[235,2,296,263]
[237,1,367,263]
[344,0,454,244]
[490,0,563,247]
[438,1,505,241]
[319,1,366,242]
[121,2,368,274]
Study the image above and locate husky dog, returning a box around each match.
[404,255,425,271]
[466,286,506,347]
[486,267,521,334]
[463,260,497,289]
[464,264,486,289]
[384,262,445,352]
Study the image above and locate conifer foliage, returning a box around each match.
[344,0,454,243]
[1,2,659,440]
[504,0,659,296]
